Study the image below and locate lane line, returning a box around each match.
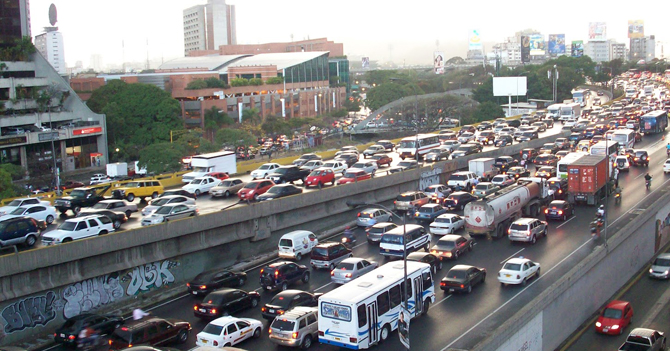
[500,248,525,265]
[432,294,452,307]
[440,237,593,351]
[556,216,576,229]
[314,282,333,292]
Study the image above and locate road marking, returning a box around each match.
[314,282,333,292]
[432,293,452,307]
[440,237,593,351]
[609,176,670,227]
[500,248,525,264]
[556,216,576,229]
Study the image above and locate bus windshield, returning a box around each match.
[398,140,415,149]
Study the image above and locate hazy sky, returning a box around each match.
[28,0,670,68]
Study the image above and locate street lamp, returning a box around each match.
[389,78,419,163]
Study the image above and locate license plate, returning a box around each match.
[60,334,65,338]
[335,337,341,341]
[266,286,272,290]
[269,309,275,313]
[307,181,311,184]
[603,327,609,332]
[199,308,206,313]
[505,274,511,277]
[385,249,389,252]
[241,195,246,198]
[192,291,197,295]
[449,289,454,292]
[201,339,208,344]
[549,210,557,214]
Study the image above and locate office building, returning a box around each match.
[35,28,66,75]
[188,37,344,58]
[585,41,610,63]
[630,35,655,62]
[610,42,627,61]
[0,0,31,47]
[183,0,237,55]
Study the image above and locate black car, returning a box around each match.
[443,192,477,211]
[334,153,359,167]
[260,261,310,292]
[407,252,442,274]
[567,132,583,146]
[187,269,247,296]
[160,189,197,199]
[458,125,476,135]
[193,288,261,319]
[631,150,649,166]
[519,148,539,163]
[292,154,322,167]
[581,128,597,139]
[54,313,124,345]
[261,290,321,320]
[477,122,492,131]
[505,119,521,128]
[376,140,395,151]
[534,154,559,168]
[257,184,303,201]
[494,135,514,147]
[76,209,127,230]
[494,156,518,173]
[450,144,482,159]
[571,123,589,133]
[539,143,559,155]
[544,200,574,221]
[517,131,539,142]
[507,167,530,179]
[440,265,486,294]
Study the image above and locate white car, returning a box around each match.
[457,132,475,144]
[0,197,51,216]
[250,163,281,180]
[142,195,196,216]
[498,127,517,136]
[299,160,324,172]
[498,257,541,286]
[349,161,378,175]
[141,204,198,226]
[491,174,515,188]
[6,204,57,225]
[664,159,670,174]
[615,155,631,172]
[429,214,465,235]
[320,161,348,175]
[442,140,461,152]
[196,316,263,348]
[41,215,115,245]
[182,176,219,196]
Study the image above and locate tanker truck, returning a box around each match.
[463,180,551,239]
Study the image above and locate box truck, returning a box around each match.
[182,151,237,183]
[567,154,609,206]
[106,162,128,178]
[468,158,498,180]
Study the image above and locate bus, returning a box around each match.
[556,152,587,179]
[572,90,588,107]
[665,69,670,79]
[611,129,636,149]
[640,110,669,134]
[625,87,637,98]
[318,261,436,349]
[396,134,440,160]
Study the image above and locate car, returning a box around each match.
[376,140,395,151]
[507,166,530,179]
[292,154,322,167]
[598,91,604,96]
[631,150,650,166]
[54,313,124,346]
[508,218,548,244]
[581,127,597,139]
[438,130,458,142]
[268,306,319,349]
[160,189,196,199]
[498,127,517,137]
[330,258,378,284]
[356,208,392,227]
[406,252,443,274]
[261,290,320,320]
[555,150,570,159]
[519,148,539,163]
[237,180,275,201]
[423,184,452,202]
[447,171,478,191]
[89,174,112,185]
[187,269,247,296]
[142,195,195,217]
[109,317,191,349]
[595,300,634,335]
[75,209,127,230]
[443,191,477,211]
[442,140,461,152]
[424,147,450,162]
[0,198,51,216]
[319,160,348,174]
[534,166,556,179]
[0,216,43,248]
[257,184,303,201]
[337,146,359,156]
[349,161,378,175]
[337,170,372,185]
[210,178,245,198]
[429,213,465,235]
[79,199,138,219]
[477,131,496,145]
[554,138,570,150]
[140,204,198,226]
[430,234,474,260]
[491,174,515,188]
[539,143,559,154]
[517,130,539,143]
[362,145,386,158]
[365,222,398,243]
[540,117,554,128]
[544,200,574,221]
[5,204,57,225]
[112,180,164,202]
[493,156,518,173]
[251,163,281,180]
[533,154,559,167]
[394,191,430,211]
[498,257,540,286]
[457,132,475,144]
[649,253,670,279]
[310,242,352,270]
[664,159,670,174]
[414,203,448,223]
[205,172,230,181]
[547,177,568,199]
[616,155,631,172]
[396,160,419,170]
[299,160,324,172]
[193,288,261,319]
[41,215,114,245]
[477,122,492,131]
[531,122,547,132]
[493,123,508,134]
[618,328,666,351]
[259,261,310,292]
[459,125,476,135]
[472,182,500,198]
[370,154,392,167]
[195,316,262,347]
[440,265,487,294]
[182,176,222,196]
[494,135,514,147]
[304,169,335,188]
[59,180,85,190]
[334,153,359,168]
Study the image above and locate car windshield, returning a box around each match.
[309,170,326,177]
[475,184,488,190]
[58,222,77,231]
[244,182,259,189]
[503,262,522,271]
[510,223,528,231]
[398,162,414,168]
[259,165,271,170]
[434,217,452,223]
[9,207,26,215]
[447,270,466,279]
[336,262,355,270]
[70,190,87,198]
[450,175,467,180]
[602,308,623,319]
[202,323,223,336]
[396,194,414,201]
[220,180,233,187]
[351,163,366,169]
[418,207,434,213]
[435,241,455,249]
[123,182,139,188]
[270,295,293,309]
[203,294,228,305]
[266,187,283,195]
[381,235,403,245]
[190,179,204,185]
[271,319,295,331]
[323,163,336,168]
[398,140,416,148]
[492,176,505,182]
[654,258,670,266]
[155,206,173,215]
[522,132,536,137]
[344,172,362,178]
[6,200,22,207]
[92,203,110,209]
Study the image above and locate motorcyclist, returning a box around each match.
[596,204,605,219]
[342,226,356,245]
[666,143,670,155]
[645,173,653,188]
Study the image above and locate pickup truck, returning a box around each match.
[619,328,666,351]
[54,186,110,215]
[267,166,310,185]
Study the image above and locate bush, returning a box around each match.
[266,77,284,84]
[186,79,207,90]
[230,78,249,87]
[249,78,263,86]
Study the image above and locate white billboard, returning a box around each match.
[493,77,527,96]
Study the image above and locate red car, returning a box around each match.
[237,179,275,201]
[595,300,633,335]
[206,172,230,181]
[304,169,335,188]
[370,154,393,167]
[338,170,372,185]
[60,180,85,190]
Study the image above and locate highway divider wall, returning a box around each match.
[0,132,566,345]
[473,182,670,351]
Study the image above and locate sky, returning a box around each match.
[28,0,670,69]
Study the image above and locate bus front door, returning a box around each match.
[413,276,423,316]
[367,302,378,345]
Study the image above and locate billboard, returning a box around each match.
[628,20,644,39]
[469,29,482,50]
[361,57,369,68]
[493,77,527,97]
[571,40,584,57]
[434,51,445,74]
[521,36,530,63]
[548,34,566,55]
[588,22,607,41]
[529,34,545,56]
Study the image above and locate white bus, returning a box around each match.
[318,261,436,349]
[572,90,588,107]
[611,129,635,149]
[556,152,587,179]
[396,134,440,160]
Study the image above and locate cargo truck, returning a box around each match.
[559,103,581,123]
[463,180,551,239]
[106,162,128,178]
[468,158,498,181]
[182,151,237,183]
[566,154,609,206]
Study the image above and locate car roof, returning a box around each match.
[449,264,476,272]
[656,253,670,260]
[280,230,313,239]
[549,200,568,205]
[209,316,244,326]
[277,306,317,320]
[206,288,239,297]
[436,213,459,219]
[605,300,629,310]
[340,257,367,264]
[505,257,532,264]
[421,203,440,208]
[360,208,383,213]
[628,328,659,338]
[513,218,536,224]
[438,234,462,242]
[371,222,396,228]
[65,215,102,222]
[315,242,342,248]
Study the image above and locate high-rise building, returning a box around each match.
[90,54,103,72]
[630,35,655,62]
[585,41,610,63]
[610,41,627,61]
[183,0,237,56]
[0,0,31,47]
[35,28,66,75]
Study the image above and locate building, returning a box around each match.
[630,35,655,62]
[585,41,610,63]
[188,37,344,58]
[492,37,522,66]
[90,54,103,72]
[1,51,108,178]
[34,28,66,75]
[610,42,627,61]
[0,0,31,47]
[183,0,237,56]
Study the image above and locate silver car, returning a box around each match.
[142,195,196,217]
[356,208,392,227]
[140,203,198,226]
[79,199,138,218]
[330,258,378,284]
[210,178,245,198]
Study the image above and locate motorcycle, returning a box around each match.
[646,178,652,190]
[614,190,622,204]
[590,216,604,237]
[341,232,357,249]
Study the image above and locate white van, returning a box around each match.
[278,230,318,261]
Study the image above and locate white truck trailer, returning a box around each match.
[468,158,498,180]
[182,151,237,183]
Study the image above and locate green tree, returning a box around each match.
[249,78,263,86]
[230,78,249,87]
[241,108,261,126]
[204,77,226,88]
[137,142,186,174]
[0,36,36,61]
[204,106,234,133]
[366,83,416,111]
[186,79,207,90]
[0,169,14,199]
[215,128,256,152]
[261,115,291,136]
[266,77,283,84]
[475,101,505,121]
[0,163,25,181]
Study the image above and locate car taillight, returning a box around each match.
[268,329,273,335]
[213,341,218,346]
[440,281,446,286]
[345,273,352,278]
[292,332,299,339]
[508,229,511,234]
[69,335,76,340]
[200,285,206,289]
[262,307,267,312]
[558,210,563,215]
[460,284,464,288]
[193,305,198,310]
[319,331,324,336]
[517,275,521,279]
[275,271,279,276]
[331,271,335,276]
[211,309,216,314]
[278,310,285,315]
[350,337,358,343]
[357,213,361,217]
[186,283,190,287]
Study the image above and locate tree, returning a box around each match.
[446,56,465,65]
[366,83,415,111]
[215,128,256,152]
[204,106,234,134]
[474,101,505,122]
[137,142,186,174]
[241,108,261,126]
[186,79,207,90]
[0,169,14,199]
[261,115,291,136]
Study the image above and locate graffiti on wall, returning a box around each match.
[654,201,670,252]
[123,260,179,296]
[419,167,442,190]
[62,273,125,319]
[1,291,60,333]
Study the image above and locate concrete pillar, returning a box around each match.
[19,146,27,179]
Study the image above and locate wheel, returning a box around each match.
[536,267,540,277]
[46,215,55,224]
[151,192,158,199]
[467,285,472,294]
[126,194,135,202]
[379,324,391,342]
[25,235,36,247]
[177,330,188,344]
[301,335,313,349]
[318,182,323,189]
[62,238,72,243]
[295,253,302,261]
[531,235,537,244]
[253,327,261,338]
[251,298,259,308]
[113,220,121,229]
[238,277,246,286]
[422,298,430,316]
[73,206,81,215]
[302,272,310,284]
[224,190,230,198]
[253,194,259,201]
[522,277,528,286]
[437,261,443,271]
[126,210,133,218]
[281,282,288,291]
[194,189,201,196]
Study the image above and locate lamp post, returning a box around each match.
[390,78,419,163]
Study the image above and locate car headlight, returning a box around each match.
[611,325,619,330]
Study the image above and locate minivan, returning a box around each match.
[379,224,429,258]
[309,242,352,270]
[394,191,429,211]
[278,230,318,261]
[269,306,319,349]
